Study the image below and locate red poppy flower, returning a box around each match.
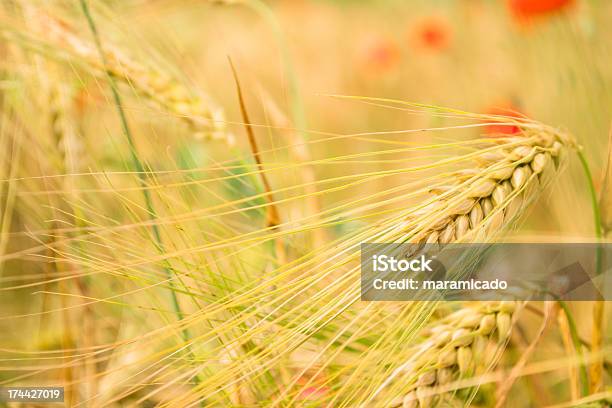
[299,386,329,400]
[296,374,330,401]
[411,16,452,52]
[483,102,526,136]
[508,0,574,21]
[362,38,401,72]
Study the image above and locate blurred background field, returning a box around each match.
[0,0,611,406]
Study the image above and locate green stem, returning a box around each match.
[557,300,590,397]
[79,0,201,390]
[79,0,184,322]
[577,149,603,288]
[577,149,605,394]
[577,150,603,242]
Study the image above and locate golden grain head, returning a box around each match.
[14,8,229,142]
[384,302,520,408]
[407,128,573,246]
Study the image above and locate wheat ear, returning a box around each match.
[385,301,519,408]
[401,127,574,245]
[24,10,227,141]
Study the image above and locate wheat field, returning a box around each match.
[0,0,610,407]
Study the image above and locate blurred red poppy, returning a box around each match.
[74,85,101,115]
[296,374,330,402]
[483,103,525,136]
[299,386,329,400]
[508,0,574,21]
[363,38,400,72]
[411,16,451,52]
